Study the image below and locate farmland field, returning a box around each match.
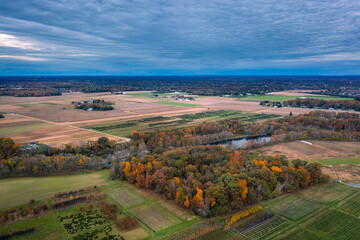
[197,229,242,240]
[337,193,360,216]
[153,101,201,107]
[311,157,360,165]
[58,209,109,235]
[82,110,279,137]
[305,209,360,240]
[269,227,327,240]
[266,196,321,220]
[254,140,360,161]
[129,203,182,231]
[1,91,358,146]
[0,114,120,146]
[0,170,109,208]
[236,95,353,101]
[126,91,188,97]
[299,182,358,205]
[106,186,144,208]
[234,214,288,240]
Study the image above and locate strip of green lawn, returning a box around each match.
[309,157,360,165]
[153,101,200,107]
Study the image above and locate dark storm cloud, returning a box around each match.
[0,0,359,75]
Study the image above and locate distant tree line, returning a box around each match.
[283,98,360,111]
[0,89,61,97]
[1,76,359,97]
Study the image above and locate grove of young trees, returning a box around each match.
[112,146,329,217]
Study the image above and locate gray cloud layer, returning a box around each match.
[0,0,359,75]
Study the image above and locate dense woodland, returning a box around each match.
[112,146,329,217]
[130,111,360,155]
[283,98,360,111]
[0,137,128,178]
[1,76,359,97]
[0,153,104,178]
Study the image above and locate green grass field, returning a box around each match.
[0,170,110,209]
[0,122,55,135]
[237,95,353,102]
[153,101,200,107]
[309,157,360,165]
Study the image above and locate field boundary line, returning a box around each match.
[15,113,130,142]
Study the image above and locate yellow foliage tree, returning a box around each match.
[124,162,131,178]
[270,166,282,173]
[193,187,203,208]
[184,196,190,208]
[238,179,248,200]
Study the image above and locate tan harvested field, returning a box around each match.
[0,114,120,146]
[0,92,208,145]
[323,165,360,182]
[254,141,360,160]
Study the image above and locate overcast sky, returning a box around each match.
[0,0,360,75]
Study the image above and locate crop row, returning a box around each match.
[271,227,326,240]
[266,197,321,220]
[237,216,287,240]
[306,209,360,240]
[337,193,360,216]
[197,229,242,240]
[106,187,144,208]
[130,204,181,231]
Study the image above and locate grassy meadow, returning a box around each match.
[0,170,110,209]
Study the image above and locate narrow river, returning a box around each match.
[211,136,272,149]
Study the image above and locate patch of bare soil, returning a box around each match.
[323,165,360,182]
[254,141,360,160]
